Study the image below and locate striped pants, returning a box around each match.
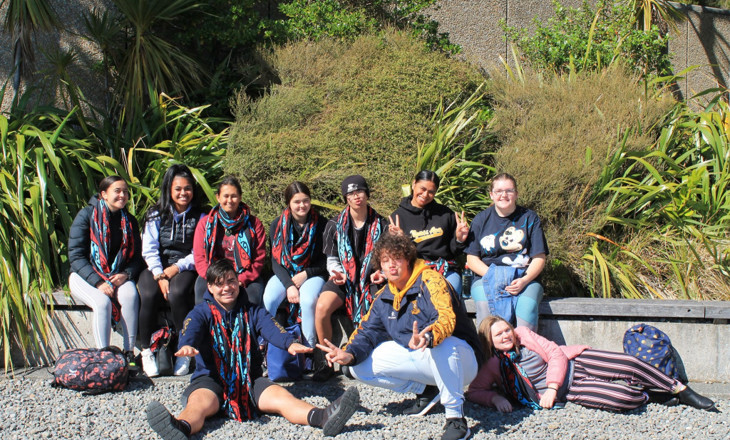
[566,349,680,412]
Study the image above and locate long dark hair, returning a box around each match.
[98,175,125,194]
[217,175,242,196]
[145,164,200,226]
[284,181,311,205]
[413,170,441,190]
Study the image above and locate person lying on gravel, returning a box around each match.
[146,259,359,440]
[318,233,482,440]
[467,316,716,413]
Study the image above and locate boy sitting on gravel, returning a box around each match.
[147,259,359,439]
[318,233,482,440]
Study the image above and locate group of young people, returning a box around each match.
[67,168,716,440]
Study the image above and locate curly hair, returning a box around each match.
[372,232,418,271]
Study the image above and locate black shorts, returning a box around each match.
[181,375,277,409]
[321,279,348,302]
[321,279,383,302]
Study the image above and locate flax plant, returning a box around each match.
[0,99,111,369]
[589,93,730,300]
[415,84,495,219]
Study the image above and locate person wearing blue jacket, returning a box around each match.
[146,260,359,440]
[318,233,482,440]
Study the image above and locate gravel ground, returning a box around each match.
[0,372,727,440]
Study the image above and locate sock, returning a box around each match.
[177,419,192,436]
[307,408,325,427]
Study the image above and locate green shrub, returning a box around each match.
[503,1,672,77]
[488,65,675,295]
[228,29,482,225]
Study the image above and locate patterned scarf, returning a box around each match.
[422,258,456,276]
[203,203,255,274]
[497,349,542,410]
[271,207,320,324]
[208,301,256,421]
[89,198,134,326]
[335,205,382,323]
[272,208,320,276]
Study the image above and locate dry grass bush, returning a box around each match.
[228,28,482,224]
[488,66,676,295]
[623,228,730,301]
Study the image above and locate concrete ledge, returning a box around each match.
[8,294,730,384]
[465,297,730,320]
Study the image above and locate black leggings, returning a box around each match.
[137,269,196,348]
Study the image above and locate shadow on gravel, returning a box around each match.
[464,402,532,436]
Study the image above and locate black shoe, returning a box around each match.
[321,386,360,436]
[441,417,471,440]
[341,364,354,380]
[646,391,679,407]
[312,349,336,382]
[146,401,190,440]
[403,385,440,416]
[678,386,715,411]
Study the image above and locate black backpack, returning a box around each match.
[52,346,129,395]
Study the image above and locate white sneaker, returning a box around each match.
[141,348,159,377]
[174,356,190,376]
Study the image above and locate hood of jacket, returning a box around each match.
[384,259,430,309]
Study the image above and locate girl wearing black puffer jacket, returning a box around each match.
[68,176,144,359]
[388,170,469,294]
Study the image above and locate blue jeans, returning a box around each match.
[444,270,462,295]
[263,275,325,347]
[471,278,543,331]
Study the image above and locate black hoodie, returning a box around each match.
[390,196,465,264]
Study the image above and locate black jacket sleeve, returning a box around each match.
[68,206,104,287]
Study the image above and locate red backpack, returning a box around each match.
[52,346,129,395]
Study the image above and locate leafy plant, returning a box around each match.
[0,93,108,369]
[502,1,672,77]
[277,0,377,41]
[82,0,205,132]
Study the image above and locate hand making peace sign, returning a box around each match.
[388,214,403,236]
[455,211,469,243]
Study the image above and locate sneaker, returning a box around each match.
[441,417,471,440]
[321,386,360,436]
[173,356,190,376]
[141,348,159,378]
[403,385,440,416]
[146,401,190,440]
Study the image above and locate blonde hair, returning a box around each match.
[477,316,519,360]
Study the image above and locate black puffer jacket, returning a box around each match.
[68,195,144,287]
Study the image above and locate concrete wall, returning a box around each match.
[10,299,729,383]
[1,1,728,111]
[427,1,730,99]
[539,319,730,383]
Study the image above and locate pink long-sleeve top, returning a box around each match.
[465,326,590,408]
[192,212,266,287]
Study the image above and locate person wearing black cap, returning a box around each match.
[312,175,388,381]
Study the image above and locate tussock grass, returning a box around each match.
[228,29,482,224]
[488,66,675,295]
